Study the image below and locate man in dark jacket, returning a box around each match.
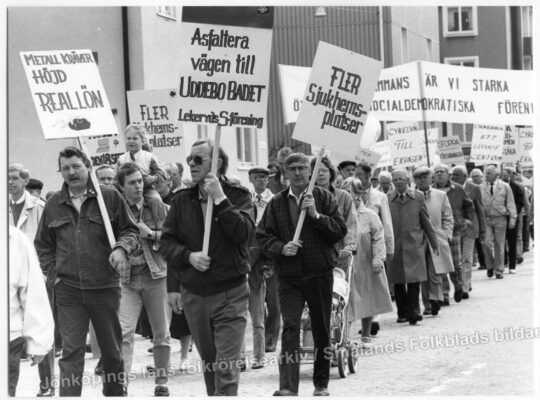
[501,167,526,272]
[160,139,254,396]
[432,164,474,304]
[34,146,138,396]
[257,153,347,397]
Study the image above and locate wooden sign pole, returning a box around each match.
[292,146,325,242]
[202,125,222,256]
[77,137,116,248]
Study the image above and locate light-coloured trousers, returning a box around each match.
[482,217,507,274]
[461,234,476,292]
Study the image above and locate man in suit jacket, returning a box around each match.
[387,169,439,325]
[501,167,526,273]
[480,165,517,279]
[257,152,347,396]
[450,165,486,298]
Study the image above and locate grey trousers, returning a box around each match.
[181,282,249,396]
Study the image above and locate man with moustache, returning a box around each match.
[34,146,138,396]
[160,139,254,396]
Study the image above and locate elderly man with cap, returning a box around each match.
[338,160,356,179]
[432,163,474,304]
[388,168,438,324]
[413,166,454,317]
[450,165,486,297]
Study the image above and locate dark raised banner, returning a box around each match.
[177,7,274,129]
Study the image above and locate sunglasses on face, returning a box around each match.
[186,154,211,165]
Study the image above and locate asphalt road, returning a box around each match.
[14,247,538,397]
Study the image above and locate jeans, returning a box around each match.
[9,336,25,396]
[264,273,281,349]
[483,217,507,274]
[54,280,124,397]
[461,234,475,292]
[278,275,333,394]
[181,282,248,396]
[119,271,171,385]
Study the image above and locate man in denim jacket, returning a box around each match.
[116,162,172,396]
[35,146,138,397]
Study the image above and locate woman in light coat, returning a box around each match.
[341,178,393,347]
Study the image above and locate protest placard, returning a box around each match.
[354,147,382,169]
[501,126,520,164]
[177,7,274,130]
[83,135,126,167]
[438,137,466,166]
[277,64,311,125]
[370,140,392,169]
[20,49,118,139]
[469,125,505,165]
[518,126,533,166]
[292,41,382,157]
[127,89,186,164]
[386,121,425,168]
[370,61,535,126]
[418,127,439,167]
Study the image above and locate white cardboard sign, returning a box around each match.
[278,64,311,125]
[20,49,118,139]
[386,122,425,168]
[470,125,505,165]
[437,137,466,166]
[518,126,534,166]
[292,41,382,157]
[370,140,392,169]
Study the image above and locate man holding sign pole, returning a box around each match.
[256,153,347,396]
[160,139,254,396]
[34,146,139,397]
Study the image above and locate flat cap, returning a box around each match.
[26,178,44,190]
[413,166,432,177]
[248,166,270,175]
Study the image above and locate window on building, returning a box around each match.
[236,127,258,165]
[443,6,477,37]
[157,6,177,21]
[521,6,533,37]
[444,57,479,145]
[401,28,409,63]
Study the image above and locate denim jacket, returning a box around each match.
[34,182,139,290]
[121,195,169,283]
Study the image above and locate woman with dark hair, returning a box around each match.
[340,177,393,347]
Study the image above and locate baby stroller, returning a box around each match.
[299,253,359,378]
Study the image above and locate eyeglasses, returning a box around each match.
[286,166,309,173]
[186,155,211,165]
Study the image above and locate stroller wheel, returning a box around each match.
[337,348,348,378]
[347,344,358,373]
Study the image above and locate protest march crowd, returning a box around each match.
[8,122,535,397]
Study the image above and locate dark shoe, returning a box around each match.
[147,365,156,374]
[487,269,494,278]
[313,387,330,396]
[37,388,55,397]
[454,288,463,303]
[423,309,431,316]
[496,274,504,279]
[461,292,469,299]
[430,300,441,316]
[95,363,104,375]
[154,385,170,397]
[396,317,408,323]
[273,389,298,396]
[148,347,154,353]
[478,265,487,270]
[523,248,529,253]
[265,345,277,353]
[251,358,264,369]
[408,315,420,325]
[517,257,523,264]
[370,321,380,336]
[239,359,246,372]
[439,299,450,307]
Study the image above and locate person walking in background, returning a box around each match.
[387,168,439,325]
[501,167,526,273]
[480,165,517,279]
[413,167,454,316]
[450,165,486,298]
[268,147,292,194]
[340,177,392,348]
[95,165,116,187]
